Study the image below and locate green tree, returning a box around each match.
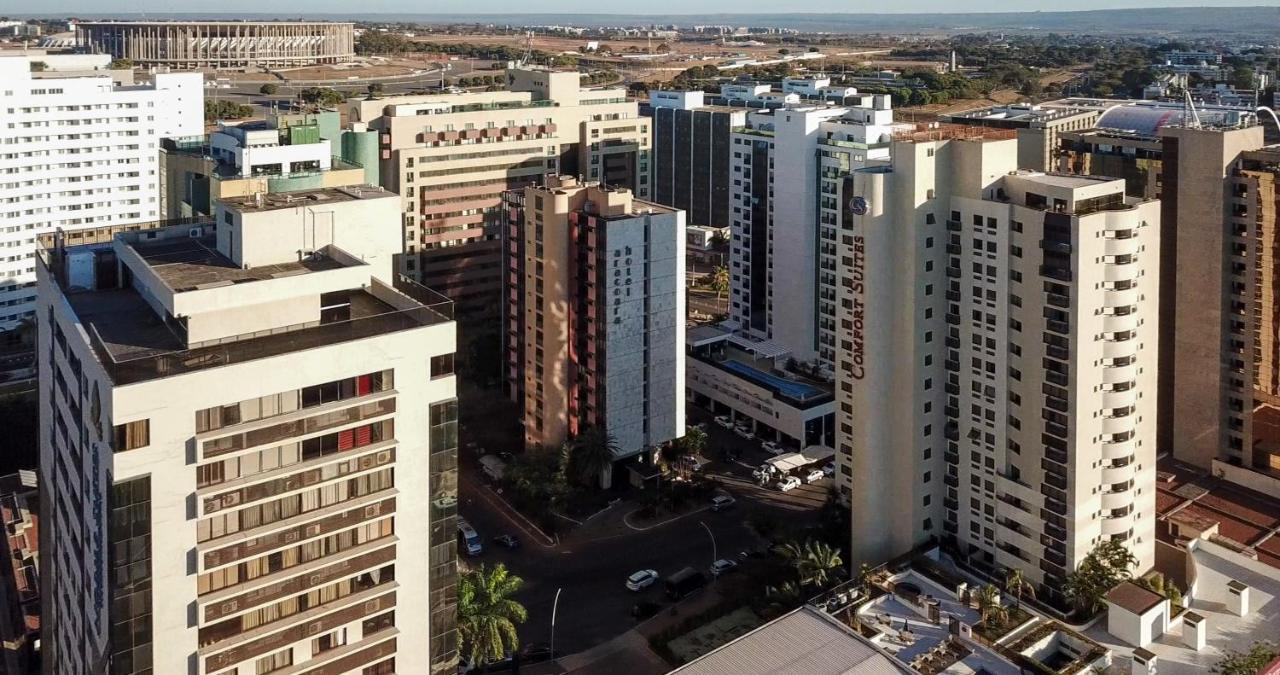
[1004,568,1035,611]
[259,83,278,95]
[28,61,46,72]
[710,265,729,300]
[299,87,348,107]
[566,427,617,487]
[458,563,528,666]
[682,426,708,458]
[779,539,844,588]
[1063,539,1138,616]
[366,82,384,97]
[1212,641,1280,675]
[204,99,254,121]
[975,584,1008,626]
[108,58,133,70]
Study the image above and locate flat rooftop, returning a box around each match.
[130,236,349,293]
[1155,457,1280,571]
[1008,171,1119,189]
[66,283,441,386]
[219,185,393,214]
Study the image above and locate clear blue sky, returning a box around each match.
[23,0,1280,14]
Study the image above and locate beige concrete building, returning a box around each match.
[837,126,1160,604]
[75,21,355,68]
[347,68,650,325]
[941,103,1100,172]
[503,177,683,484]
[37,186,459,675]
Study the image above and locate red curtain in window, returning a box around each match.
[356,375,372,396]
[355,425,373,447]
[338,429,355,451]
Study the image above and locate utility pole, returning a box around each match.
[550,587,562,658]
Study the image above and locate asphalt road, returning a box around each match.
[687,288,727,320]
[455,405,830,657]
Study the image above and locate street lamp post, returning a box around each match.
[550,587,562,659]
[699,520,718,566]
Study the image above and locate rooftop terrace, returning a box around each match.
[127,235,349,293]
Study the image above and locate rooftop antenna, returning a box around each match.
[1183,89,1202,129]
[519,31,533,68]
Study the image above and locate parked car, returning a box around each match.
[776,476,802,492]
[714,415,734,429]
[626,569,659,592]
[665,567,708,599]
[803,468,826,484]
[710,558,739,578]
[822,461,836,477]
[761,440,784,455]
[733,425,755,440]
[710,494,736,512]
[494,534,520,550]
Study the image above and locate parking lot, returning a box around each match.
[454,405,833,658]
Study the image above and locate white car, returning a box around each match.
[776,476,802,492]
[803,468,825,484]
[626,569,659,592]
[761,441,784,455]
[733,425,755,440]
[822,461,836,477]
[714,415,734,429]
[710,559,739,577]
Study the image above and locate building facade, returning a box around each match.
[503,177,683,483]
[646,92,747,229]
[37,186,459,675]
[941,103,1100,172]
[0,472,39,675]
[729,98,896,369]
[0,56,202,331]
[347,69,650,327]
[75,21,355,68]
[837,128,1160,602]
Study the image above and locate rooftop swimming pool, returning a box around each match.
[720,359,826,400]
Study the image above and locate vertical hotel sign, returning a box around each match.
[842,176,868,380]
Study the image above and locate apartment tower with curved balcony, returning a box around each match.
[836,126,1160,606]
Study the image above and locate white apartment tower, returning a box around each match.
[838,128,1160,602]
[0,55,202,329]
[728,97,895,368]
[37,186,459,675]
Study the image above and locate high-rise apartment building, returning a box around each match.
[503,177,684,485]
[1053,106,1280,482]
[347,69,650,325]
[0,55,202,330]
[729,98,896,368]
[837,127,1160,602]
[37,186,459,675]
[645,91,747,228]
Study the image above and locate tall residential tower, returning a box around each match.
[838,127,1160,602]
[38,186,460,674]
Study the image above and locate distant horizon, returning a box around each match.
[12,3,1280,18]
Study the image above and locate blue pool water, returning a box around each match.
[721,360,824,400]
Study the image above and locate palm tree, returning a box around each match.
[798,540,844,589]
[1004,568,1035,611]
[710,265,729,299]
[779,539,844,589]
[568,427,618,487]
[975,584,1007,626]
[458,563,528,666]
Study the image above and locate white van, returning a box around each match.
[458,521,483,556]
[479,454,507,482]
